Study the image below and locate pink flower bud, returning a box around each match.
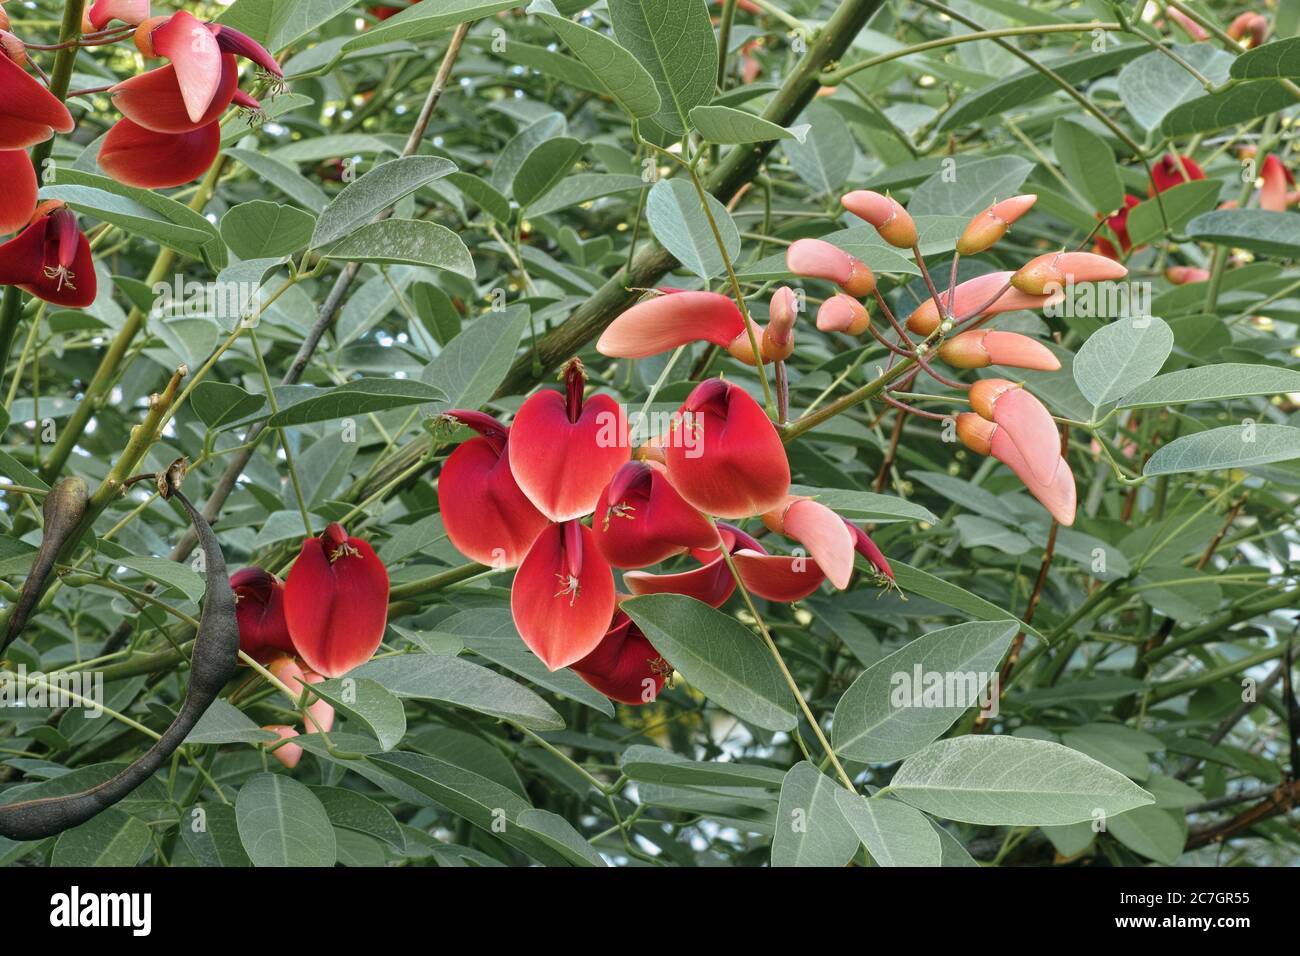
[1010,251,1127,295]
[815,293,870,335]
[955,195,1037,256]
[938,330,1059,371]
[841,190,918,248]
[786,238,875,296]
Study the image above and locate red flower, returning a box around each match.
[98,117,222,188]
[661,379,789,519]
[592,460,719,569]
[110,56,239,133]
[231,567,294,662]
[508,358,628,522]
[0,52,74,150]
[436,410,549,568]
[1150,154,1204,195]
[284,523,390,678]
[0,149,37,235]
[510,520,615,670]
[1260,154,1294,213]
[1094,194,1140,260]
[571,612,668,705]
[0,202,96,308]
[968,379,1061,486]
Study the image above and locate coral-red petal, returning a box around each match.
[593,461,719,569]
[0,150,37,235]
[438,433,549,568]
[284,530,390,678]
[98,117,221,188]
[111,56,238,134]
[571,613,667,705]
[510,522,615,670]
[731,550,825,602]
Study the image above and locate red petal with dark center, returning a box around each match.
[511,521,615,670]
[284,523,390,678]
[508,388,628,522]
[438,424,549,569]
[230,567,294,662]
[731,549,825,602]
[662,379,789,519]
[151,10,223,123]
[98,117,221,188]
[111,56,238,133]
[593,461,719,569]
[571,613,667,705]
[0,149,36,235]
[0,210,97,308]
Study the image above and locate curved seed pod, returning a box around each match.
[0,482,238,841]
[2,476,88,650]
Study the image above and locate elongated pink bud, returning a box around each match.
[1260,155,1294,213]
[264,726,302,769]
[938,330,1059,371]
[1167,7,1208,41]
[598,290,745,359]
[786,238,875,296]
[1165,266,1210,285]
[841,190,918,248]
[764,286,797,357]
[955,195,1037,256]
[906,271,1060,334]
[970,379,1060,484]
[1011,251,1127,295]
[815,294,870,335]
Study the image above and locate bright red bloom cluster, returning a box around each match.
[230,523,390,762]
[1095,154,1203,260]
[436,360,893,704]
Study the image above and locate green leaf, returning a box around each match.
[365,751,566,865]
[1143,424,1300,476]
[344,0,521,50]
[890,561,1041,641]
[1186,209,1300,258]
[418,305,531,416]
[1052,119,1122,214]
[1119,363,1300,409]
[306,678,407,751]
[1161,81,1296,136]
[1118,44,1234,130]
[516,809,608,866]
[788,485,938,523]
[782,101,855,195]
[833,790,943,867]
[181,804,252,866]
[311,156,457,248]
[221,201,316,259]
[185,699,276,745]
[527,173,646,218]
[513,137,586,207]
[309,786,405,850]
[491,114,565,192]
[1229,35,1300,80]
[890,736,1154,826]
[771,763,859,867]
[608,0,718,135]
[220,0,358,51]
[622,594,798,732]
[431,609,615,717]
[447,172,512,224]
[528,0,661,120]
[110,555,205,602]
[690,105,799,144]
[235,773,337,867]
[192,381,266,430]
[266,378,446,427]
[323,219,475,277]
[350,654,565,731]
[1108,805,1187,864]
[938,44,1146,131]
[1124,179,1222,248]
[51,809,151,867]
[907,155,1033,218]
[832,621,1018,762]
[622,745,787,788]
[644,177,740,280]
[1072,316,1174,410]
